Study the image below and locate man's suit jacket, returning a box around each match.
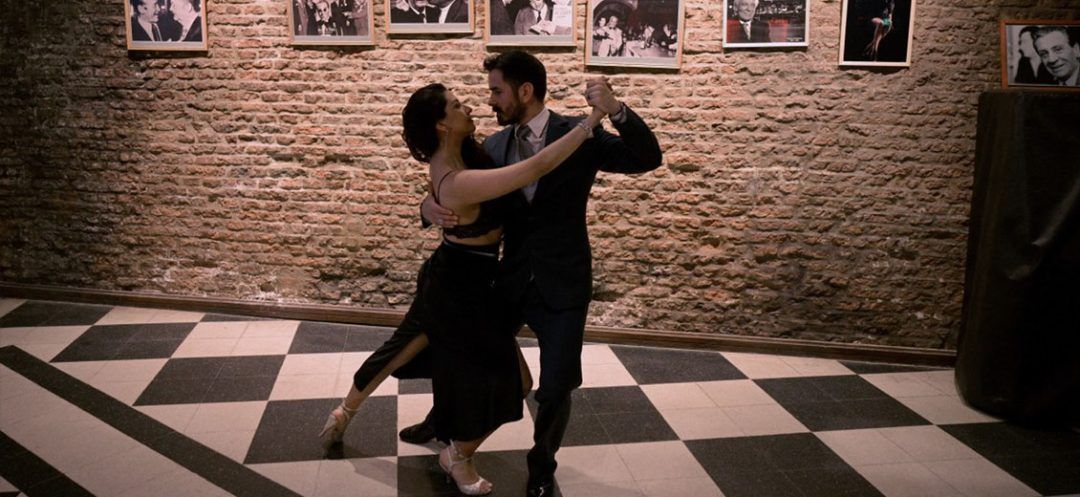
[490,0,513,34]
[439,0,469,23]
[391,5,430,23]
[512,1,553,35]
[131,17,154,41]
[181,16,203,42]
[483,109,662,310]
[727,17,770,43]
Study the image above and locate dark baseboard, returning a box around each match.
[0,282,956,367]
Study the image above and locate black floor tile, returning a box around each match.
[839,360,949,374]
[134,355,285,405]
[289,322,387,354]
[611,345,746,384]
[397,449,547,497]
[596,409,678,444]
[0,301,112,328]
[399,378,433,394]
[578,386,656,414]
[52,323,195,362]
[756,376,930,431]
[246,396,398,464]
[687,434,880,497]
[941,422,1080,496]
[0,491,20,497]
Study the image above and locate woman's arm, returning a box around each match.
[439,108,605,206]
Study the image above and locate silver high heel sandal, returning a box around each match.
[318,402,358,451]
[439,441,493,496]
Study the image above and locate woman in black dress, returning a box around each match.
[321,82,605,495]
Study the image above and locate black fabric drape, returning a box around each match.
[957,91,1080,427]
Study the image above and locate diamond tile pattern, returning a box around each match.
[1,299,1075,497]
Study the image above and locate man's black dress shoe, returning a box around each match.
[526,480,555,497]
[398,419,436,444]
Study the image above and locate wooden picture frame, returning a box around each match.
[386,0,474,34]
[485,0,575,47]
[1000,20,1080,89]
[125,0,209,51]
[723,0,810,49]
[838,0,915,67]
[288,0,375,45]
[585,0,684,70]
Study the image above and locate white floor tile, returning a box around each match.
[93,358,168,383]
[97,380,153,404]
[53,360,109,384]
[172,338,240,358]
[554,445,634,484]
[270,373,339,400]
[187,322,248,340]
[863,372,948,398]
[781,356,855,377]
[243,320,300,337]
[136,404,200,433]
[723,404,809,436]
[616,441,710,481]
[855,462,964,497]
[581,363,638,388]
[0,298,26,318]
[114,467,233,497]
[560,479,645,497]
[658,407,743,440]
[816,429,913,466]
[95,307,158,325]
[279,353,342,376]
[925,458,1039,497]
[581,344,622,365]
[637,477,726,497]
[895,396,1000,425]
[251,460,322,496]
[721,352,801,379]
[185,401,267,434]
[396,393,439,456]
[230,336,293,356]
[481,411,535,451]
[313,457,398,497]
[698,379,777,407]
[878,426,983,462]
[641,383,716,410]
[187,429,257,462]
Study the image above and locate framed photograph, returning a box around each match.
[1000,20,1080,89]
[585,0,684,69]
[723,0,809,49]
[387,0,474,34]
[125,0,208,51]
[486,0,575,46]
[838,0,915,67]
[289,0,374,45]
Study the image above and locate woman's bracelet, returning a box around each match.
[576,121,594,139]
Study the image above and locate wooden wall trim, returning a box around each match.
[0,282,956,367]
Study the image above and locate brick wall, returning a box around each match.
[1,0,1075,348]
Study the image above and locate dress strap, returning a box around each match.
[434,169,455,204]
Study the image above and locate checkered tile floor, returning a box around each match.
[2,298,1079,496]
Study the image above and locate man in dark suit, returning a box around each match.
[417,50,662,497]
[168,0,203,42]
[390,0,433,23]
[130,0,164,41]
[428,0,468,23]
[727,0,770,44]
[490,0,514,35]
[513,0,554,35]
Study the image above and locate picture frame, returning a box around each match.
[1000,20,1080,89]
[386,0,475,34]
[125,0,209,51]
[485,0,575,47]
[288,0,374,45]
[723,0,810,49]
[838,0,915,67]
[585,0,684,70]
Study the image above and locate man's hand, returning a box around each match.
[586,77,622,116]
[422,194,459,228]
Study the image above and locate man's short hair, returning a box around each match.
[483,50,547,102]
[131,0,153,8]
[1033,25,1076,47]
[1019,25,1039,42]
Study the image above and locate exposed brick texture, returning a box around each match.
[1,0,1075,348]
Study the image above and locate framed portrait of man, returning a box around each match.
[838,0,916,67]
[1000,20,1080,89]
[723,0,809,48]
[289,0,374,45]
[585,0,684,69]
[125,0,209,51]
[386,0,474,34]
[486,0,575,46]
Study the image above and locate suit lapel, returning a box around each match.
[535,112,573,199]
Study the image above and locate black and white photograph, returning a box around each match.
[839,0,915,67]
[1000,20,1080,89]
[125,0,208,51]
[585,0,684,69]
[723,0,809,48]
[386,0,474,34]
[289,0,373,45]
[486,0,575,46]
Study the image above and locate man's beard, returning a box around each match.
[493,98,524,126]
